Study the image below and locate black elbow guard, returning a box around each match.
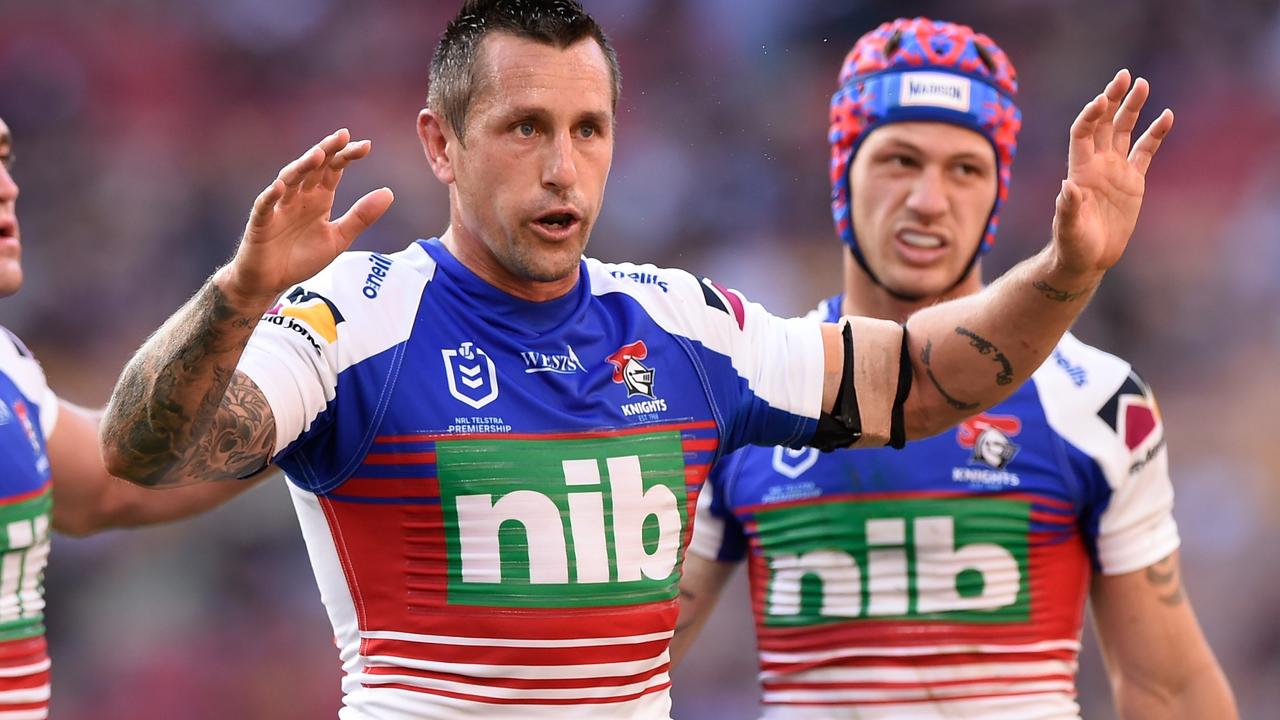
[812,322,862,451]
[888,324,912,449]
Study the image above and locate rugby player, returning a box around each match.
[673,18,1235,720]
[98,2,1174,718]
[0,115,268,720]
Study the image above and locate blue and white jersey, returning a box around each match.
[236,239,830,719]
[0,328,58,718]
[689,295,1179,720]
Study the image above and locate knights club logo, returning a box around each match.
[606,340,656,399]
[443,341,499,410]
[956,413,1022,470]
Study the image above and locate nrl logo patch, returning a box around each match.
[771,446,819,479]
[443,341,500,410]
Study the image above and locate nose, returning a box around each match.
[541,131,578,192]
[0,163,17,204]
[905,166,947,221]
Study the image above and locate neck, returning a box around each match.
[839,251,983,323]
[440,225,580,303]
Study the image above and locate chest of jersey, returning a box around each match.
[727,382,1089,635]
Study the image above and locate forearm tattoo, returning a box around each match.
[104,283,275,485]
[955,327,1014,386]
[1144,554,1186,607]
[921,339,981,412]
[1033,279,1089,303]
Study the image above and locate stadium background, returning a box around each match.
[0,0,1277,717]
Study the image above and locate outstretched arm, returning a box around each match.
[100,129,394,486]
[1091,552,1237,719]
[49,401,273,536]
[821,70,1175,443]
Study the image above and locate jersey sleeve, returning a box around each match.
[588,262,826,454]
[236,247,432,492]
[0,327,59,439]
[688,450,749,563]
[1089,371,1180,575]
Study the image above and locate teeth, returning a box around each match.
[900,231,943,249]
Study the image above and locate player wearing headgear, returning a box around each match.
[0,116,270,720]
[674,18,1235,720]
[98,1,1176,717]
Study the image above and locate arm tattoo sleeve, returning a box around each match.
[105,282,275,485]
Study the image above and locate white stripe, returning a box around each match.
[0,684,49,703]
[364,652,668,680]
[762,659,1076,684]
[359,670,671,701]
[759,639,1080,664]
[759,692,1080,720]
[361,629,673,649]
[763,679,1075,704]
[0,709,46,720]
[0,660,49,678]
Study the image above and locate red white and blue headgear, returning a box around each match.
[829,18,1022,290]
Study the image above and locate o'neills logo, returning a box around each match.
[899,71,972,112]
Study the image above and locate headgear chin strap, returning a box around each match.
[829,18,1022,298]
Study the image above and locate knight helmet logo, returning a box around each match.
[443,341,500,410]
[956,414,1022,470]
[606,340,656,399]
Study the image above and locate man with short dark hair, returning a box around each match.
[99,1,1173,717]
[0,115,269,719]
[673,18,1234,720]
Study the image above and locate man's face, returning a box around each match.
[848,122,998,298]
[0,119,21,298]
[446,33,614,283]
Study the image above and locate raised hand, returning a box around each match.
[1052,69,1174,277]
[219,129,395,306]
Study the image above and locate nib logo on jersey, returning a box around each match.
[263,287,345,355]
[606,340,668,417]
[952,413,1022,487]
[443,341,499,410]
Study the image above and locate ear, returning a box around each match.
[418,108,456,185]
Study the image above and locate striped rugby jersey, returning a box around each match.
[0,329,57,720]
[237,238,828,719]
[689,295,1179,720]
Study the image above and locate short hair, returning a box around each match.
[428,0,622,142]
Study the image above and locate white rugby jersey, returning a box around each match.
[0,328,58,720]
[690,294,1179,720]
[237,239,832,719]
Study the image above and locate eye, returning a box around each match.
[516,122,536,138]
[577,125,595,139]
[954,162,985,178]
[887,153,918,168]
[0,153,12,170]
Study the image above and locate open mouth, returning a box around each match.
[898,230,945,249]
[0,218,16,242]
[532,209,582,238]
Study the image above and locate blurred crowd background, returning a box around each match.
[1,0,1278,717]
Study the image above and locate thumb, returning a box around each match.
[335,188,395,244]
[1053,180,1082,236]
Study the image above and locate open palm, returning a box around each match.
[1052,70,1174,275]
[224,128,395,303]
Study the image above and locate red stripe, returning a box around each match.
[364,452,436,465]
[363,637,670,667]
[0,669,49,693]
[758,648,1078,672]
[373,420,717,444]
[766,688,1069,706]
[739,490,1072,514]
[680,438,718,452]
[367,679,671,706]
[764,673,1074,692]
[0,481,50,507]
[364,661,669,690]
[337,477,440,498]
[0,701,49,713]
[0,637,46,665]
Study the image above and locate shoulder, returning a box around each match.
[0,325,44,385]
[1032,333,1164,479]
[584,257,763,338]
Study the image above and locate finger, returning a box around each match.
[1092,69,1130,155]
[321,140,373,191]
[248,179,286,229]
[301,129,353,193]
[334,187,395,244]
[1068,93,1107,167]
[278,145,326,204]
[1128,108,1174,176]
[1112,76,1150,155]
